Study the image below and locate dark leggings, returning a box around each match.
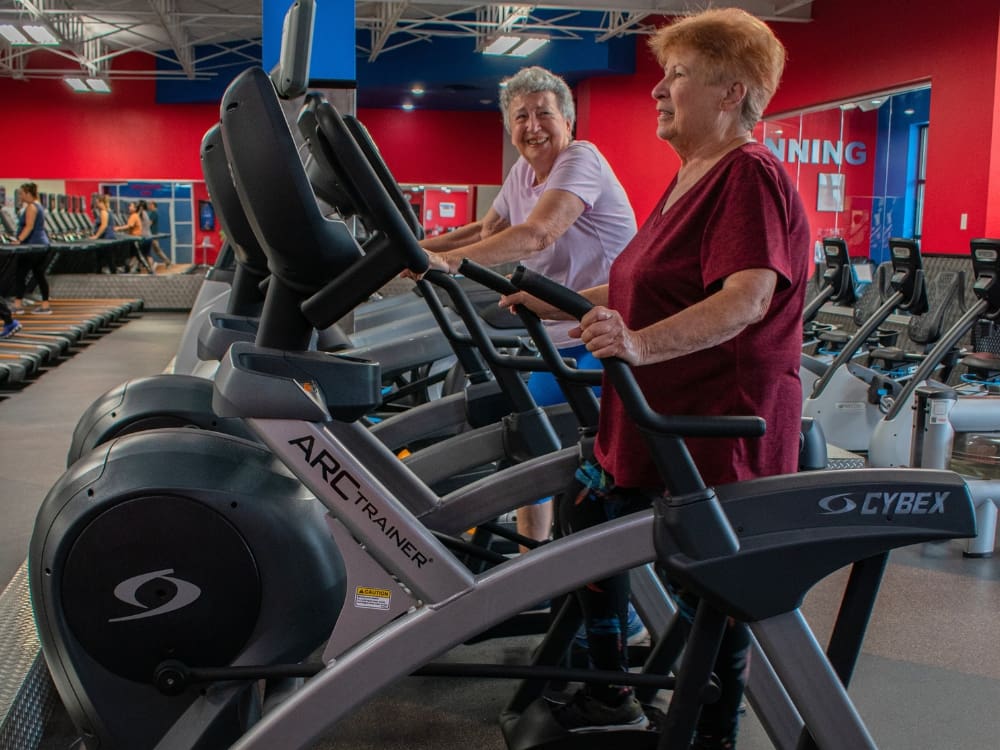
[15,252,50,301]
[560,474,750,744]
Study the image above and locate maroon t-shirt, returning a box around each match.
[594,143,810,488]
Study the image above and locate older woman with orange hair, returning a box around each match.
[504,8,809,745]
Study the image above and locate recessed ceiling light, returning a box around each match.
[402,103,415,111]
[411,86,424,95]
[904,108,915,115]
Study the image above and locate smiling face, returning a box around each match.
[651,47,736,154]
[507,90,573,176]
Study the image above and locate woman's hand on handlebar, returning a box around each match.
[498,290,574,321]
[400,248,452,280]
[577,306,645,366]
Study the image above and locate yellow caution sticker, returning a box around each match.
[354,586,392,610]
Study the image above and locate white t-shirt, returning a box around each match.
[493,141,636,346]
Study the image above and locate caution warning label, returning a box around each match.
[354,586,392,610]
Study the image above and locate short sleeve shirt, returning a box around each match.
[594,143,810,488]
[493,141,636,347]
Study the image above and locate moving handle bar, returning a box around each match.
[458,259,601,387]
[509,266,764,440]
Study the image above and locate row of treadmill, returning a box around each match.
[0,204,159,275]
[21,59,990,750]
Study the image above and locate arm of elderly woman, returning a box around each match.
[416,188,585,276]
[577,267,777,366]
[421,217,491,253]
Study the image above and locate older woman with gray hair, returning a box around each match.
[416,65,637,551]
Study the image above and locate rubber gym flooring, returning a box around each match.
[0,312,997,749]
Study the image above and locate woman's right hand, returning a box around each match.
[498,291,572,321]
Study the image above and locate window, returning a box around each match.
[913,124,928,239]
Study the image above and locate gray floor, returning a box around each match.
[2,312,998,749]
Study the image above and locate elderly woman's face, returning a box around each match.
[651,48,733,147]
[507,90,572,166]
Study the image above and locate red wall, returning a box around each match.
[0,51,223,256]
[768,0,1000,253]
[2,1,998,259]
[989,28,1000,235]
[357,109,505,185]
[576,0,1000,254]
[757,108,879,257]
[576,53,675,223]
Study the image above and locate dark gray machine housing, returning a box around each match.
[32,429,346,750]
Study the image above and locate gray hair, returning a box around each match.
[498,66,575,132]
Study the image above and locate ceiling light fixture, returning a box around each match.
[64,77,112,93]
[23,24,59,45]
[483,35,521,55]
[508,37,548,57]
[482,35,549,57]
[0,22,60,46]
[64,78,90,92]
[410,86,425,96]
[0,24,30,45]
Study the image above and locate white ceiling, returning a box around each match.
[0,0,813,81]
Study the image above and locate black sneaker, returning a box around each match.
[553,690,649,733]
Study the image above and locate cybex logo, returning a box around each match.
[109,568,202,623]
[818,491,949,516]
[817,493,856,514]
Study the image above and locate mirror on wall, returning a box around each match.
[756,84,931,263]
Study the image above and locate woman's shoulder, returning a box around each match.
[553,141,608,174]
[562,140,604,160]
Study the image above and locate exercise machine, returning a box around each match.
[802,238,927,451]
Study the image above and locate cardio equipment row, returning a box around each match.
[25,32,982,750]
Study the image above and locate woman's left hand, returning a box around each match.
[577,306,645,365]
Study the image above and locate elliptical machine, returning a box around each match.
[29,61,979,750]
[802,238,928,451]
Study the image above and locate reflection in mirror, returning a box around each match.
[757,84,931,264]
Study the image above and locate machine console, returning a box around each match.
[887,237,928,314]
[971,238,1000,317]
[821,237,857,306]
